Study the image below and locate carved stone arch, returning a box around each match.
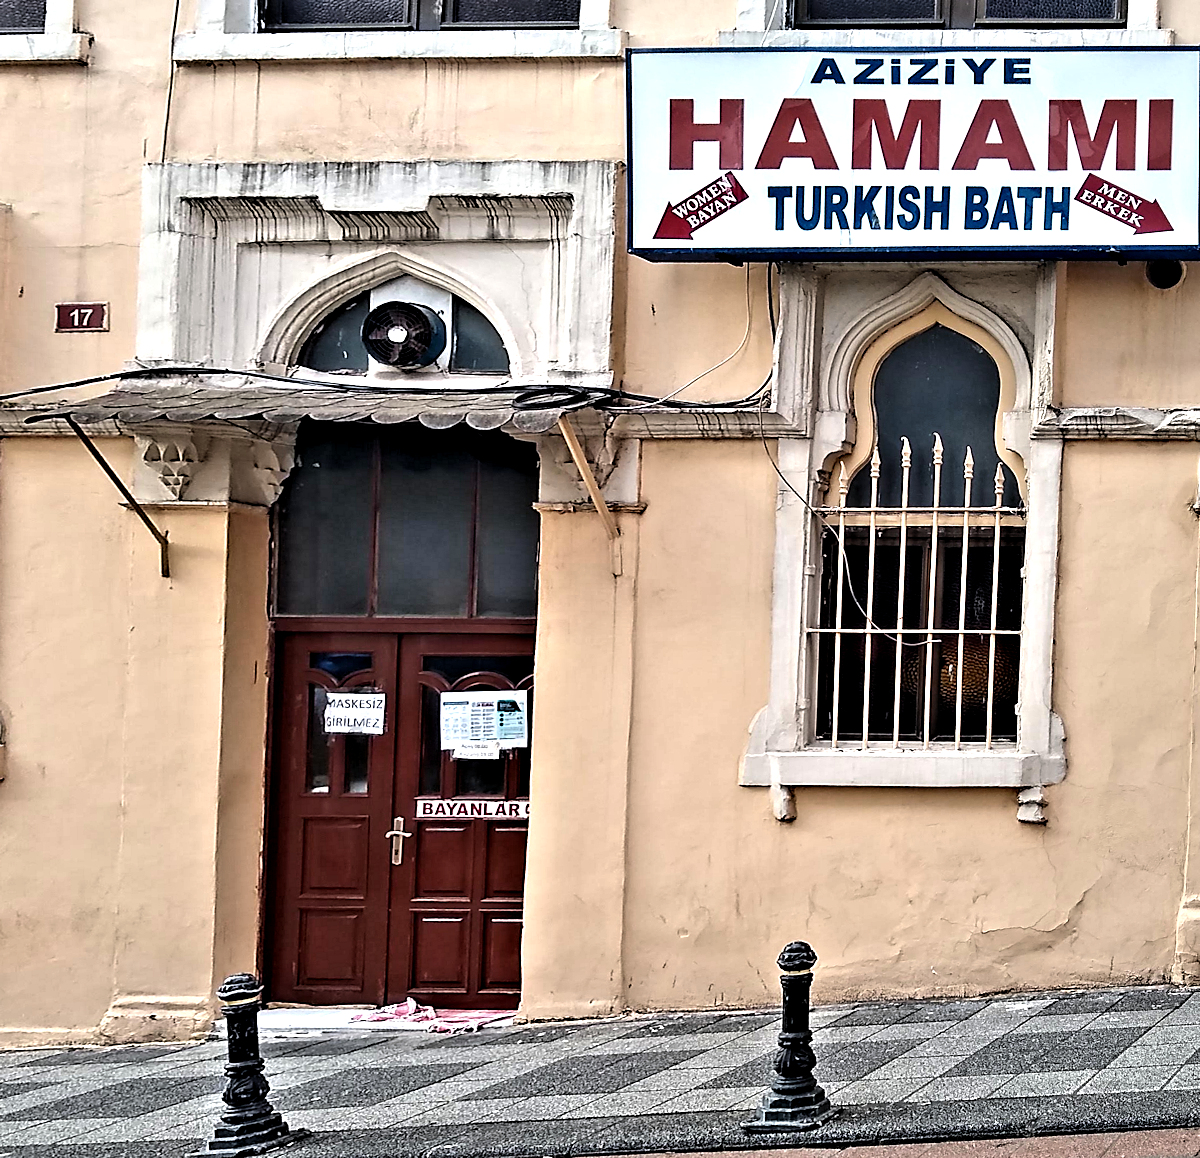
[256,249,526,375]
[821,272,1032,416]
[818,273,1032,502]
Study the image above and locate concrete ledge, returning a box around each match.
[0,32,89,64]
[173,27,625,63]
[717,28,1173,48]
[741,749,1067,788]
[97,994,213,1044]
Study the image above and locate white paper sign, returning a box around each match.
[440,690,528,758]
[416,798,531,820]
[628,47,1200,259]
[323,691,386,735]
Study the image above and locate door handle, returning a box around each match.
[384,817,414,865]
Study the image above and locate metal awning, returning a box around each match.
[11,373,571,433]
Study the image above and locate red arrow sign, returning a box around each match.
[654,171,749,241]
[1075,174,1173,236]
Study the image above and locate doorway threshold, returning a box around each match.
[211,1006,432,1039]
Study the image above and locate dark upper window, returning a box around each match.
[791,0,1125,27]
[276,423,540,619]
[813,324,1026,747]
[0,0,45,31]
[262,0,580,31]
[298,290,509,375]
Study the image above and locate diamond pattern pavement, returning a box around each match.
[3,986,1200,1156]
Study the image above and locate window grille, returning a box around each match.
[811,434,1026,749]
[790,0,1124,27]
[261,0,580,31]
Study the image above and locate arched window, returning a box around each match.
[813,318,1026,748]
[297,283,509,375]
[275,422,539,618]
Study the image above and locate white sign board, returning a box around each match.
[323,691,386,735]
[416,798,531,820]
[440,690,528,759]
[627,47,1200,260]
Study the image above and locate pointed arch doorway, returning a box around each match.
[265,421,539,1009]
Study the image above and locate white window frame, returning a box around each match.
[175,0,623,62]
[741,268,1065,802]
[0,0,88,64]
[723,0,1166,44]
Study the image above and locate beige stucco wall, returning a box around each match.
[523,431,1199,1018]
[4,0,1200,1041]
[0,437,271,1043]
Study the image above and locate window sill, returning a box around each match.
[717,28,1171,48]
[740,748,1066,789]
[0,31,90,63]
[173,27,625,63]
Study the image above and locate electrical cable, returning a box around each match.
[617,264,762,413]
[0,266,784,416]
[756,395,927,650]
[160,0,183,163]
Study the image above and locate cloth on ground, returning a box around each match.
[352,998,515,1034]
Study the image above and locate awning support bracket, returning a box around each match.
[557,414,621,577]
[56,416,171,578]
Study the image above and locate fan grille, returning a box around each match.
[361,301,447,367]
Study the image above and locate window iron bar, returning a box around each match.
[891,436,911,748]
[954,447,974,749]
[813,431,1025,750]
[922,433,944,749]
[861,447,881,748]
[831,462,849,748]
[986,462,1005,748]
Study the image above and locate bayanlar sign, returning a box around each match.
[627,47,1200,261]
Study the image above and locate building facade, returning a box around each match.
[2,0,1200,1044]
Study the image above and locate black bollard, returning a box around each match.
[742,941,838,1134]
[190,973,308,1157]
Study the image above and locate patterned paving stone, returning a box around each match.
[459,1049,702,1099]
[7,985,1200,1154]
[15,1048,185,1069]
[1028,1028,1148,1071]
[0,1075,216,1121]
[272,1062,482,1110]
[942,1032,1063,1076]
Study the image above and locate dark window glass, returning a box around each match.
[377,432,475,617]
[420,686,444,796]
[0,0,44,30]
[305,686,331,793]
[980,0,1120,19]
[344,734,370,794]
[263,0,411,29]
[815,532,1023,743]
[448,0,580,23]
[451,299,510,373]
[276,428,374,615]
[298,294,370,373]
[297,291,508,375]
[309,652,372,681]
[792,0,1123,23]
[275,424,538,618]
[476,450,540,617]
[796,0,940,22]
[264,0,577,29]
[847,325,1021,509]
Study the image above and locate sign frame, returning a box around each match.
[627,45,1200,264]
[54,302,109,333]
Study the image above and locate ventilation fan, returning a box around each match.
[361,301,447,368]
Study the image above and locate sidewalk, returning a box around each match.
[3,985,1200,1157]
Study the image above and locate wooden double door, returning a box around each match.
[266,629,534,1009]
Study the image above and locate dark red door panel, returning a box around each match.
[268,630,532,1010]
[267,635,397,1005]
